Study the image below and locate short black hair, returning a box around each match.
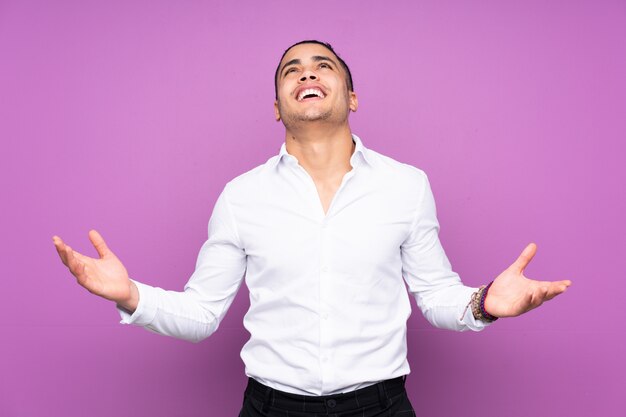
[274,40,354,99]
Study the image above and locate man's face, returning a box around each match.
[274,43,358,128]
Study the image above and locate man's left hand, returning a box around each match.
[483,243,572,318]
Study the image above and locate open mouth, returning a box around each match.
[297,88,326,101]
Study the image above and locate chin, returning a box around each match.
[282,111,330,125]
[280,107,350,130]
[300,113,331,122]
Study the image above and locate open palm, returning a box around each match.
[484,243,572,318]
[53,230,135,306]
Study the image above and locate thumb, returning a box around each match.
[88,229,112,258]
[511,242,537,273]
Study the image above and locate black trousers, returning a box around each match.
[238,376,416,417]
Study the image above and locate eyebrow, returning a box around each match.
[280,55,338,77]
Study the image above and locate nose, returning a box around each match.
[299,71,317,82]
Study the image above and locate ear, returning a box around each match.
[349,91,358,112]
[274,100,281,121]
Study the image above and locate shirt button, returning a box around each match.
[327,399,337,408]
[321,313,329,320]
[322,356,328,362]
[320,266,329,273]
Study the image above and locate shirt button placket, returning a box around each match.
[319,219,332,387]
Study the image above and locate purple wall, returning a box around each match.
[1,1,624,416]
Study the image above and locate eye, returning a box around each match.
[284,67,298,75]
[319,63,332,69]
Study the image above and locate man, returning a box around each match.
[53,40,571,416]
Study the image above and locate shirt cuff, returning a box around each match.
[117,280,158,327]
[459,287,493,331]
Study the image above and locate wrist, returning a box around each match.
[116,280,139,313]
[481,282,498,321]
[471,282,498,323]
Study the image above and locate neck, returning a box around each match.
[284,123,355,179]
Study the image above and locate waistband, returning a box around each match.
[244,376,407,414]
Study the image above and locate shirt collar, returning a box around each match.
[273,133,371,168]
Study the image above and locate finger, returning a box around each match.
[71,250,92,264]
[88,229,111,258]
[543,281,572,300]
[529,286,548,309]
[511,243,537,273]
[65,245,84,277]
[528,280,569,304]
[57,238,93,264]
[552,279,572,291]
[65,245,89,283]
[53,236,70,266]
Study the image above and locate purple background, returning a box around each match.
[1,0,624,416]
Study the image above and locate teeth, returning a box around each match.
[297,88,325,101]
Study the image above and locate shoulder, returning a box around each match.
[221,154,280,198]
[365,147,429,187]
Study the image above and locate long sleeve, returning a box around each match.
[118,187,247,342]
[401,172,489,331]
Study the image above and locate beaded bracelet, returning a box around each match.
[480,282,499,322]
[470,282,499,323]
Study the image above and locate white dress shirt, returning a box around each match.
[119,134,488,395]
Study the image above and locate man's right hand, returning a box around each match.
[52,229,139,313]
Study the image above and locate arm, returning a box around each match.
[400,173,572,329]
[53,188,247,342]
[400,172,485,331]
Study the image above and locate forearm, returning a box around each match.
[117,280,224,343]
[416,283,489,331]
